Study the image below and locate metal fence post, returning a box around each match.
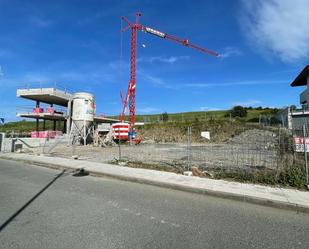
[187,126,192,171]
[118,127,121,161]
[303,124,309,188]
[276,126,281,176]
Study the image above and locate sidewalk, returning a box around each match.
[1,153,309,213]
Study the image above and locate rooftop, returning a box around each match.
[16,112,66,121]
[290,65,309,87]
[17,88,72,106]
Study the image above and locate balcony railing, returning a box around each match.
[291,104,309,115]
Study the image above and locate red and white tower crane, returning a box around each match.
[120,12,218,138]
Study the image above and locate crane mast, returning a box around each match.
[120,12,218,138]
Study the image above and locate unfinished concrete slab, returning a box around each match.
[16,112,66,120]
[17,88,72,106]
[94,116,119,123]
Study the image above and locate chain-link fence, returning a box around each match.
[13,124,308,188]
[113,125,308,187]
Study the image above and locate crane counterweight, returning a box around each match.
[144,27,166,38]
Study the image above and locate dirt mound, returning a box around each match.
[137,121,250,143]
[228,128,278,149]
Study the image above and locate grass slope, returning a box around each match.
[134,108,277,123]
[0,108,278,133]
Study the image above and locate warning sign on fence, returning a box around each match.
[293,136,309,152]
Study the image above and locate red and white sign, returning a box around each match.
[293,136,309,152]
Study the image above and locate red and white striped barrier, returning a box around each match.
[112,122,129,140]
[31,130,63,138]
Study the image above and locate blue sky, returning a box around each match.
[0,0,309,121]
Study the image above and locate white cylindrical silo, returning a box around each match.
[72,92,95,131]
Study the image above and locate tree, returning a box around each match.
[290,105,297,111]
[230,106,247,118]
[162,112,169,122]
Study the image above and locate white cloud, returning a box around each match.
[137,55,190,64]
[0,105,20,122]
[219,47,242,58]
[184,79,286,88]
[23,73,53,83]
[0,72,53,89]
[240,0,309,62]
[109,60,129,70]
[137,70,165,86]
[141,73,164,85]
[199,106,221,111]
[137,70,181,89]
[77,8,121,26]
[231,100,262,107]
[137,107,161,114]
[0,50,14,58]
[30,16,53,28]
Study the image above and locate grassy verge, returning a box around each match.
[110,157,308,190]
[110,160,183,174]
[212,165,307,189]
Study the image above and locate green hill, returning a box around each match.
[134,108,278,123]
[0,120,59,134]
[0,108,279,133]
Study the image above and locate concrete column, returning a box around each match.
[63,120,67,133]
[53,120,56,131]
[36,119,39,132]
[66,99,72,134]
[83,119,86,146]
[0,133,5,152]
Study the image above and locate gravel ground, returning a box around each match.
[29,129,282,172]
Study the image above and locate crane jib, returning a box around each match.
[120,12,218,135]
[144,27,166,38]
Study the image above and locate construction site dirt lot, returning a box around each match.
[30,129,284,173]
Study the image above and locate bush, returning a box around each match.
[226,106,247,118]
[278,163,306,188]
[162,112,169,122]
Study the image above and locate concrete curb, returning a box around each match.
[1,155,309,214]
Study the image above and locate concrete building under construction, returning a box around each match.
[15,87,119,146]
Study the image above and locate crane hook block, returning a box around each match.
[183,39,189,46]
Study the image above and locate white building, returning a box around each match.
[291,65,309,105]
[286,65,309,130]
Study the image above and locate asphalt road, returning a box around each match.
[0,158,309,249]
